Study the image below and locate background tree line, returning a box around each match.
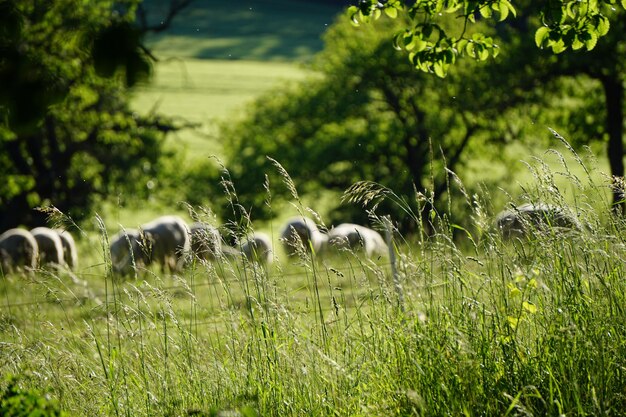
[0,0,189,230]
[0,0,624,235]
[211,3,624,231]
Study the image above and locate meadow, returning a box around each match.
[3,148,626,416]
[3,1,626,416]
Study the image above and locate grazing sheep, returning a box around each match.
[241,232,273,265]
[189,222,222,261]
[0,228,38,273]
[55,229,78,269]
[326,223,388,258]
[280,216,325,257]
[31,227,64,266]
[109,228,144,276]
[139,215,191,273]
[495,203,579,240]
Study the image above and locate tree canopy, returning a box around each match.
[0,0,184,229]
[216,14,563,232]
[350,0,626,77]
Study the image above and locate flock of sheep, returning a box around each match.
[0,202,579,276]
[0,227,78,274]
[107,215,390,276]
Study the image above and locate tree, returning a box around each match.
[0,0,187,229]
[351,0,626,210]
[350,0,625,77]
[217,15,537,232]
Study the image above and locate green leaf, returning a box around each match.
[456,39,468,54]
[478,45,490,60]
[550,39,567,53]
[479,5,492,18]
[622,0,626,11]
[584,31,598,50]
[571,35,584,50]
[535,26,550,48]
[433,61,447,78]
[503,0,516,17]
[384,6,398,18]
[596,16,610,36]
[465,41,475,58]
[498,2,509,21]
[565,1,577,19]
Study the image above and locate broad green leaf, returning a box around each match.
[456,38,468,54]
[535,26,550,47]
[413,37,428,52]
[622,0,626,11]
[478,46,490,60]
[596,16,610,36]
[584,31,598,50]
[565,1,577,19]
[385,6,398,18]
[466,41,475,58]
[572,35,584,50]
[509,287,522,298]
[433,61,446,78]
[498,2,509,21]
[479,5,492,18]
[502,0,516,17]
[507,316,519,329]
[550,39,567,53]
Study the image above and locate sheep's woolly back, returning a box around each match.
[0,228,39,272]
[31,227,64,266]
[327,223,388,258]
[56,229,78,269]
[241,232,273,265]
[280,216,325,257]
[495,203,580,240]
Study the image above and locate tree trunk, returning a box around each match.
[600,75,625,213]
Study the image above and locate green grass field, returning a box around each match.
[3,160,626,416]
[130,59,312,161]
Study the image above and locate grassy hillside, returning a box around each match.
[131,0,346,162]
[141,0,347,61]
[130,59,311,160]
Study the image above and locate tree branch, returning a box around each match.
[137,0,194,34]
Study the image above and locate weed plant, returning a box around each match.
[1,145,626,416]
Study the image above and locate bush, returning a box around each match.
[0,376,68,417]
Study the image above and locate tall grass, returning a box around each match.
[2,146,626,416]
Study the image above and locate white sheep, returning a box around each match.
[139,215,190,273]
[55,229,78,269]
[189,222,222,261]
[326,223,388,258]
[241,232,273,265]
[109,228,144,276]
[280,216,325,257]
[0,228,39,273]
[31,227,64,267]
[495,202,579,240]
